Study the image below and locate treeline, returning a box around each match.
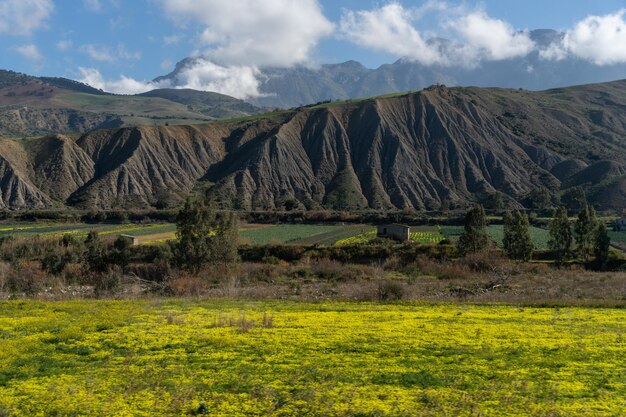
[0,206,608,227]
[456,204,615,269]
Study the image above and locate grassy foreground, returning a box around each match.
[0,300,624,416]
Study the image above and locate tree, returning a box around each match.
[593,222,611,269]
[560,187,586,211]
[524,188,551,211]
[108,236,132,269]
[85,231,108,273]
[212,211,239,264]
[548,207,573,266]
[483,192,504,211]
[503,210,534,261]
[574,205,597,261]
[457,205,489,255]
[172,195,239,274]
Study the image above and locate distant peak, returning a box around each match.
[529,29,563,46]
[339,60,365,68]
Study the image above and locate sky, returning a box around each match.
[1,0,626,98]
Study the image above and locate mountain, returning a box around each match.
[0,70,265,138]
[136,89,262,119]
[159,30,626,108]
[0,80,626,210]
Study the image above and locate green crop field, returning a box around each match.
[0,223,177,239]
[0,223,364,246]
[289,225,372,245]
[1,222,622,250]
[239,224,346,245]
[0,300,623,416]
[336,229,377,245]
[409,229,445,244]
[336,227,445,246]
[608,231,626,245]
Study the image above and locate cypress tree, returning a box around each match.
[213,211,240,264]
[172,195,239,274]
[502,211,514,255]
[458,205,489,255]
[548,207,573,266]
[574,205,597,261]
[504,210,534,261]
[85,231,108,273]
[593,222,611,269]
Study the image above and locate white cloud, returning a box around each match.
[452,11,534,60]
[80,44,141,62]
[161,0,334,67]
[117,44,141,60]
[160,59,173,70]
[78,67,156,95]
[15,44,43,61]
[340,3,447,66]
[0,0,53,36]
[155,1,333,100]
[541,10,626,65]
[539,42,568,61]
[82,44,115,62]
[56,40,73,51]
[339,3,534,67]
[341,3,626,67]
[169,58,263,98]
[78,60,263,99]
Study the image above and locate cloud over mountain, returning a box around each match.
[540,9,626,65]
[340,3,534,67]
[137,0,334,98]
[161,0,334,67]
[76,1,626,97]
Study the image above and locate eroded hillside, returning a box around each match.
[1,81,626,210]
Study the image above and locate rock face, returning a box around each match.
[0,107,120,138]
[1,81,626,210]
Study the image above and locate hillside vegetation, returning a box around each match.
[0,70,265,138]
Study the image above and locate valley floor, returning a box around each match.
[0,300,624,416]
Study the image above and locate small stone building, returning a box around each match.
[615,218,626,231]
[377,224,410,242]
[118,234,139,246]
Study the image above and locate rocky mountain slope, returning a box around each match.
[1,80,626,210]
[160,30,626,108]
[0,70,265,138]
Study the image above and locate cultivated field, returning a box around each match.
[0,222,624,250]
[0,300,623,416]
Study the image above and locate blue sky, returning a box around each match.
[1,0,626,97]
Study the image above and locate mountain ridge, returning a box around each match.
[157,30,626,108]
[0,80,625,210]
[0,69,266,138]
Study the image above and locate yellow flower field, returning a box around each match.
[0,300,624,416]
